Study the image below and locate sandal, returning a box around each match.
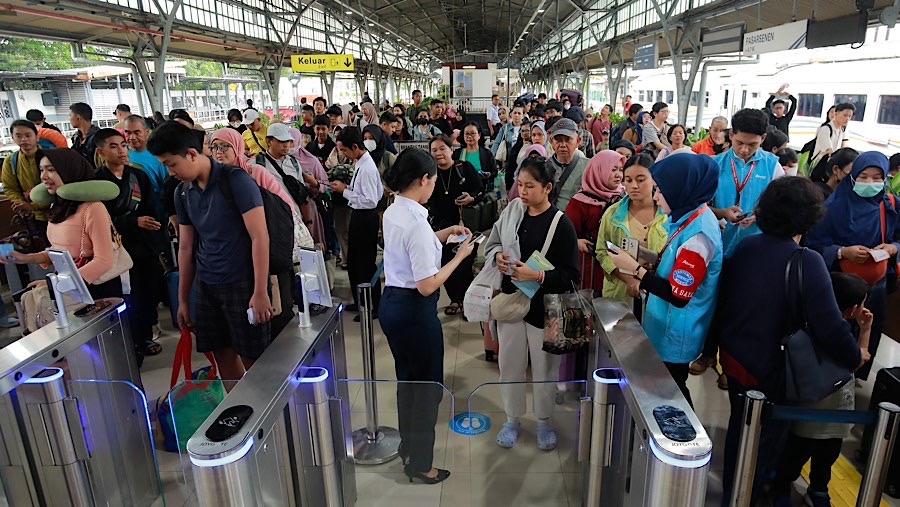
[144,340,162,356]
[444,303,462,316]
[688,355,717,375]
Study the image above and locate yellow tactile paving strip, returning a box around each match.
[800,455,890,507]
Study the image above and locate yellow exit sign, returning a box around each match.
[291,54,355,72]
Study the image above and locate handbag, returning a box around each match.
[495,130,508,162]
[543,287,594,355]
[157,328,224,452]
[839,196,893,285]
[75,203,134,285]
[782,248,853,404]
[490,210,562,323]
[464,264,503,323]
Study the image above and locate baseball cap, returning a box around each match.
[266,122,293,142]
[549,118,579,138]
[242,109,260,125]
[602,128,611,134]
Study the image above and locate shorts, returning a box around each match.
[195,278,272,360]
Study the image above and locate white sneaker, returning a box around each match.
[152,325,161,341]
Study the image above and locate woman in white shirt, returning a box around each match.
[379,148,475,485]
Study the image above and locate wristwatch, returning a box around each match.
[634,266,646,281]
[836,247,844,260]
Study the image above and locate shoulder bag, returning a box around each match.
[257,153,310,207]
[782,248,853,404]
[491,210,563,323]
[76,203,134,285]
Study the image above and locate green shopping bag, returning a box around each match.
[157,329,225,452]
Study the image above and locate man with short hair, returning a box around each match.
[330,126,383,320]
[25,109,61,132]
[544,102,563,121]
[710,108,784,259]
[94,128,165,364]
[299,104,315,146]
[692,116,728,156]
[241,109,269,156]
[113,104,131,129]
[765,87,797,139]
[547,118,588,211]
[529,106,545,122]
[378,111,399,154]
[313,96,327,116]
[429,100,453,138]
[407,89,427,121]
[69,102,100,167]
[537,93,548,105]
[123,115,168,197]
[260,123,322,239]
[326,105,343,130]
[148,121,274,381]
[2,120,49,231]
[487,94,501,137]
[612,103,643,143]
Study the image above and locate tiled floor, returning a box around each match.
[3,254,900,507]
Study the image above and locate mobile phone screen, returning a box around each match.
[605,240,619,253]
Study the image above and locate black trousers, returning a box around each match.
[348,208,380,309]
[128,258,162,348]
[664,361,693,408]
[772,434,843,496]
[440,243,475,304]
[378,287,444,473]
[857,279,886,380]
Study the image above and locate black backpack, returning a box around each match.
[180,165,294,274]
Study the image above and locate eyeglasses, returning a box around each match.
[464,132,478,137]
[209,143,233,152]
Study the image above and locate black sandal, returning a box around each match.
[444,303,462,316]
[144,340,162,356]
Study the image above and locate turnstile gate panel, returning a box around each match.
[187,301,354,507]
[583,299,712,507]
[0,298,160,507]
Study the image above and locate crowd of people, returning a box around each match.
[0,88,896,503]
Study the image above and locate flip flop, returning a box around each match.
[144,340,162,356]
[444,303,461,316]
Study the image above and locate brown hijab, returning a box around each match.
[36,148,96,224]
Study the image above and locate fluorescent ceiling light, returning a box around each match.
[537,8,544,12]
[462,65,476,69]
[345,10,352,14]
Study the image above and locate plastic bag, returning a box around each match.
[543,290,593,355]
[464,264,503,322]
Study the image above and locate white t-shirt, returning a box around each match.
[813,121,845,159]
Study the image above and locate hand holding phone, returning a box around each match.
[605,240,620,254]
[453,232,483,253]
[0,243,14,260]
[447,233,469,244]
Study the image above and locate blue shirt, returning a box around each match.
[129,148,168,195]
[174,160,264,284]
[711,148,781,258]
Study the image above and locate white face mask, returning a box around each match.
[230,121,241,128]
[564,103,571,110]
[363,139,377,152]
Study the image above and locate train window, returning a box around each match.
[638,91,644,101]
[797,94,824,117]
[878,96,900,126]
[666,91,674,104]
[833,94,867,121]
[655,90,663,102]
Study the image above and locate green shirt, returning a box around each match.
[462,149,482,173]
[2,151,48,221]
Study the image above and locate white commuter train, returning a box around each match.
[626,57,900,155]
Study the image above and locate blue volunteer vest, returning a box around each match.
[643,206,723,364]
[712,149,780,258]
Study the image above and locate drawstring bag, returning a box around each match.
[543,288,594,355]
[157,329,224,452]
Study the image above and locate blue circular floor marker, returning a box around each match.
[450,412,491,435]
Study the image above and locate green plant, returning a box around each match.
[213,123,225,129]
[272,112,284,123]
[293,118,305,129]
[685,127,708,147]
[608,112,625,127]
[259,112,272,126]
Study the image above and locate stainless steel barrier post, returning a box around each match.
[729,390,766,507]
[582,368,619,506]
[288,367,343,507]
[14,367,93,506]
[351,283,400,465]
[857,402,900,507]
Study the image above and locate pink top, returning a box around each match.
[47,202,114,284]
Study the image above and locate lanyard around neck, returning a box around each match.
[660,204,707,256]
[730,158,757,207]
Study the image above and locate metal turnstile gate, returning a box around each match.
[187,301,355,506]
[580,299,712,506]
[0,298,159,506]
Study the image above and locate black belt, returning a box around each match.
[385,286,420,295]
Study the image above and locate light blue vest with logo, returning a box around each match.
[643,207,723,364]
[712,149,780,258]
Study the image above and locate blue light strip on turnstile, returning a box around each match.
[189,436,255,468]
[592,369,621,384]
[116,303,127,314]
[23,367,64,384]
[299,367,329,383]
[648,438,711,469]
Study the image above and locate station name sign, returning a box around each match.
[743,20,808,55]
[291,54,355,72]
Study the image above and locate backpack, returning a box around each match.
[255,153,310,207]
[179,165,294,274]
[799,123,833,178]
[9,137,58,178]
